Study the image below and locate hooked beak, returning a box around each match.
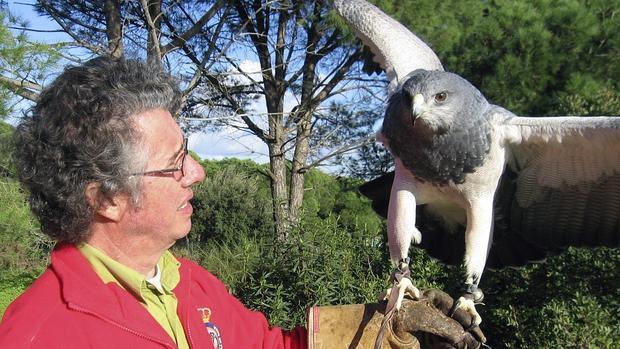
[412,93,427,119]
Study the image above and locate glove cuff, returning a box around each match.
[307,302,417,349]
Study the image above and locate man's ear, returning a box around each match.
[85,182,129,222]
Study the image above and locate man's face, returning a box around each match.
[123,108,205,249]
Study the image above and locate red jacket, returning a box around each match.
[0,244,307,349]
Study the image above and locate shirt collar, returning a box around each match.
[77,243,181,301]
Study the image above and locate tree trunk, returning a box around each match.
[289,2,320,226]
[269,138,290,240]
[266,66,289,240]
[289,112,312,225]
[142,0,162,65]
[103,0,123,58]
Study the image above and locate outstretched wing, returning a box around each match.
[360,114,620,269]
[333,0,443,92]
[500,115,620,249]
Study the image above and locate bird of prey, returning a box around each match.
[334,0,620,328]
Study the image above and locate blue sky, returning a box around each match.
[6,0,273,164]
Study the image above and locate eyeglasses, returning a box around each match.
[130,137,188,179]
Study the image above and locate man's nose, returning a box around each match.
[181,156,206,186]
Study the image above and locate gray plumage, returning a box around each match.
[335,0,620,298]
[383,70,493,185]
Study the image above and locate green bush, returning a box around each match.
[481,247,620,348]
[0,122,49,317]
[183,215,393,329]
[0,122,49,270]
[0,179,49,269]
[186,163,274,245]
[1,155,618,348]
[0,121,15,177]
[0,270,41,319]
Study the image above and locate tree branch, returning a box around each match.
[0,75,42,102]
[7,26,65,33]
[301,134,375,171]
[308,48,363,110]
[139,0,163,62]
[38,1,108,55]
[160,0,227,56]
[103,0,123,57]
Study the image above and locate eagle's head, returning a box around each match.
[383,70,490,137]
[379,70,494,184]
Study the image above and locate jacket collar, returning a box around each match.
[51,244,176,347]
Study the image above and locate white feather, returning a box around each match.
[333,0,443,94]
[501,114,620,206]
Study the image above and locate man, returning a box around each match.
[0,56,306,348]
[0,56,482,349]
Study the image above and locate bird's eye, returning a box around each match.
[434,92,448,102]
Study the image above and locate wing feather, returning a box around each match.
[503,115,620,190]
[333,0,443,92]
[501,114,620,252]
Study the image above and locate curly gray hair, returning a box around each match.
[14,56,182,244]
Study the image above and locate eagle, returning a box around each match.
[334,0,620,327]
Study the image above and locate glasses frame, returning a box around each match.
[129,137,188,178]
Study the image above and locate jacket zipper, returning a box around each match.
[181,268,200,349]
[69,303,177,349]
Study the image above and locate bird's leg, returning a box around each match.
[449,197,494,327]
[381,257,420,310]
[449,276,485,330]
[380,161,423,311]
[374,258,420,349]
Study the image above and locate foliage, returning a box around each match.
[0,270,41,319]
[174,158,390,327]
[186,159,274,245]
[179,213,392,329]
[557,86,620,116]
[0,178,49,270]
[0,120,14,176]
[0,121,49,318]
[0,121,49,270]
[373,0,619,116]
[0,7,60,112]
[481,247,620,348]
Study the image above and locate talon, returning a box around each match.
[448,297,461,318]
[379,260,419,316]
[394,277,419,310]
[450,296,482,327]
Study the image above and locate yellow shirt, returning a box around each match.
[78,243,190,349]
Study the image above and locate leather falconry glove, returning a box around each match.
[307,289,486,349]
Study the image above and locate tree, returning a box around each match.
[34,0,231,108]
[199,0,382,238]
[0,6,59,113]
[28,0,382,239]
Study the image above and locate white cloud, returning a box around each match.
[189,127,269,164]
